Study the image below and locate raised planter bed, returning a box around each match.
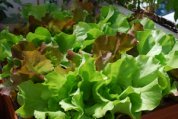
[142,104,178,119]
[116,5,178,39]
[0,3,178,119]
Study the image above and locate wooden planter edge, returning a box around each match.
[142,103,178,119]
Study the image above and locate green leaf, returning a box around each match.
[166,51,178,70]
[60,99,78,112]
[44,71,77,102]
[103,55,139,89]
[140,18,155,30]
[134,79,162,111]
[87,28,103,39]
[0,43,11,61]
[0,30,22,61]
[16,80,50,118]
[51,9,72,20]
[86,101,114,118]
[111,14,130,33]
[112,97,141,119]
[73,22,103,49]
[54,32,76,53]
[133,55,160,87]
[155,32,175,54]
[0,59,13,79]
[100,6,115,23]
[99,6,130,33]
[136,30,175,56]
[59,89,84,118]
[26,27,51,44]
[73,22,92,41]
[34,110,68,119]
[98,22,116,36]
[22,4,47,20]
[44,71,77,111]
[136,30,154,54]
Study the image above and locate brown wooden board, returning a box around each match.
[142,104,178,119]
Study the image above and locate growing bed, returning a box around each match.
[0,2,178,119]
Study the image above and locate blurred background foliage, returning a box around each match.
[0,0,178,23]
